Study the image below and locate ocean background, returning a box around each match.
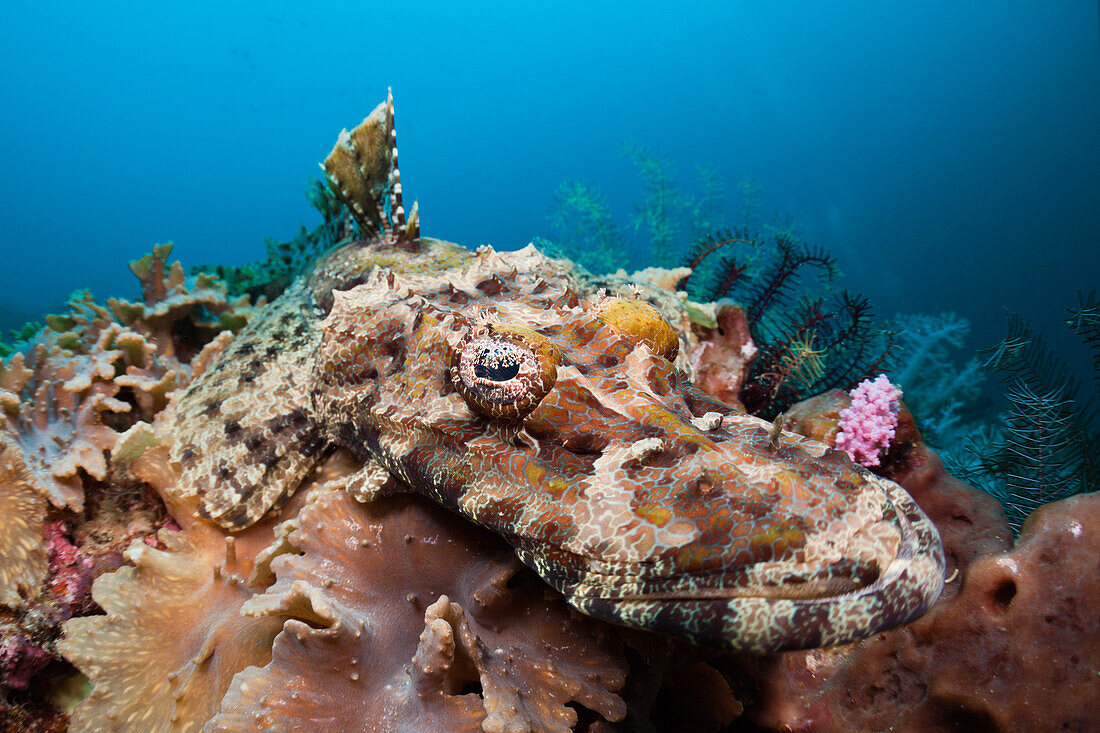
[2,1,1097,384]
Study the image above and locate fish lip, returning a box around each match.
[567,478,945,653]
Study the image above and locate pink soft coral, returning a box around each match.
[835,374,903,467]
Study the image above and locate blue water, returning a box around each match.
[2,1,1097,375]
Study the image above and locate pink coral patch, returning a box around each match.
[835,374,903,467]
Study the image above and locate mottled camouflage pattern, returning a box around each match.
[164,233,943,652]
[161,95,943,652]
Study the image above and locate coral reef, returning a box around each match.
[4,103,1098,732]
[4,236,1098,731]
[0,242,747,731]
[0,244,260,727]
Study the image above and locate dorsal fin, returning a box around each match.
[322,88,420,249]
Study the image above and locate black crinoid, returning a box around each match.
[948,292,1100,533]
[680,228,895,419]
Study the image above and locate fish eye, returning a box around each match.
[473,348,522,382]
[451,325,560,419]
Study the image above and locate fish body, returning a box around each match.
[164,94,944,652]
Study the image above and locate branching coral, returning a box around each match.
[835,375,903,467]
[109,243,253,361]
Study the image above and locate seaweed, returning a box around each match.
[1067,289,1100,388]
[544,181,629,275]
[947,300,1099,533]
[545,148,732,273]
[544,150,893,417]
[623,145,682,267]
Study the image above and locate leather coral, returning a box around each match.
[209,488,630,732]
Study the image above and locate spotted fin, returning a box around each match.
[322,88,419,244]
[165,280,328,530]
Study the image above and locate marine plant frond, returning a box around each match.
[985,381,1089,531]
[1066,289,1100,331]
[306,177,345,225]
[960,299,1100,533]
[980,312,1078,401]
[740,292,894,418]
[547,180,628,273]
[813,292,874,352]
[681,229,756,272]
[621,144,682,264]
[1067,290,1100,387]
[759,332,827,398]
[979,312,1035,374]
[814,293,894,389]
[743,234,837,326]
[736,177,764,230]
[678,229,756,300]
[709,256,751,303]
[762,214,806,245]
[691,163,726,238]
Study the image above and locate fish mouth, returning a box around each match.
[560,478,945,653]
